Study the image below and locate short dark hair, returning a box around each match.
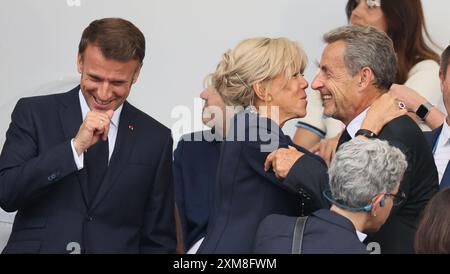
[78,18,145,63]
[441,45,450,79]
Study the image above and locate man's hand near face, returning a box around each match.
[73,110,114,155]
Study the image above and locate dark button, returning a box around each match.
[86,215,93,222]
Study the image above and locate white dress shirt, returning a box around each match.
[433,119,450,184]
[70,90,123,170]
[346,108,370,138]
[356,230,367,243]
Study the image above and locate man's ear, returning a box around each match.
[440,69,445,92]
[358,67,373,90]
[77,53,83,74]
[132,63,143,84]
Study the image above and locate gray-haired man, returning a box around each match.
[266,25,439,253]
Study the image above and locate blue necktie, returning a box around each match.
[85,140,109,203]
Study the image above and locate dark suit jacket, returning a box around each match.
[424,124,450,189]
[197,110,330,254]
[0,86,176,253]
[253,210,368,254]
[173,130,221,250]
[338,115,439,254]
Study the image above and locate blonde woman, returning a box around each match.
[195,37,404,254]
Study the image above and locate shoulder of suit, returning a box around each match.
[125,101,171,136]
[178,130,212,143]
[17,91,66,105]
[384,115,419,130]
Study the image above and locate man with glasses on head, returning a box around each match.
[254,138,407,254]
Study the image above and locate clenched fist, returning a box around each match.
[73,110,114,155]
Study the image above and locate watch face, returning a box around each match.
[416,104,429,119]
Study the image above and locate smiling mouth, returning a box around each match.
[92,96,115,110]
[93,96,113,106]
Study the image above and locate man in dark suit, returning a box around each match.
[174,88,225,253]
[254,139,408,254]
[0,18,176,253]
[267,25,439,253]
[424,45,450,189]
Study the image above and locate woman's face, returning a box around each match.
[266,72,309,125]
[350,0,388,32]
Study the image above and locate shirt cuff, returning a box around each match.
[71,139,84,170]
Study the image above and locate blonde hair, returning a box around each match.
[206,37,308,107]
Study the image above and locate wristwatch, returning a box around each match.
[355,129,377,139]
[415,102,433,120]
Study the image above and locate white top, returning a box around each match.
[70,90,123,170]
[297,59,443,136]
[434,119,450,184]
[404,60,445,131]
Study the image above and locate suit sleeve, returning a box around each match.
[173,139,188,249]
[283,155,331,210]
[242,138,330,210]
[140,135,177,254]
[0,99,78,212]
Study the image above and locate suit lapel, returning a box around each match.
[58,86,90,207]
[425,125,443,149]
[425,126,450,189]
[90,101,137,211]
[440,163,450,189]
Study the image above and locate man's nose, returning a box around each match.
[311,74,323,91]
[97,82,111,100]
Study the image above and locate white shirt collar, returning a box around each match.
[441,118,450,145]
[346,108,370,138]
[78,90,122,128]
[356,230,368,243]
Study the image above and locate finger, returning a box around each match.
[319,142,327,159]
[310,142,321,153]
[324,146,333,164]
[102,121,110,141]
[288,145,297,151]
[264,152,275,171]
[106,110,114,119]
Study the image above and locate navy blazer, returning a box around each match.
[197,110,330,254]
[424,124,450,189]
[338,115,439,253]
[0,87,176,253]
[173,130,221,250]
[253,210,368,254]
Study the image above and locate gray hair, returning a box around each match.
[324,25,397,90]
[328,138,407,209]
